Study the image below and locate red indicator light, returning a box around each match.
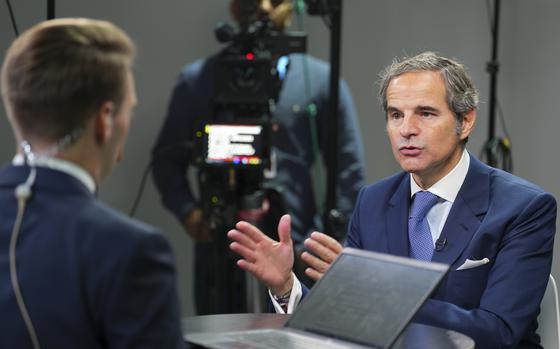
[245,52,255,60]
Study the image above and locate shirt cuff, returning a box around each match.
[269,273,303,314]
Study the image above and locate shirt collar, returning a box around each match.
[12,154,96,194]
[410,149,470,203]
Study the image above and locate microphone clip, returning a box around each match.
[435,237,447,252]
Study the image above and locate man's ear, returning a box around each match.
[460,109,477,141]
[94,101,115,145]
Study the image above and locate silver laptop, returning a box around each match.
[187,248,449,349]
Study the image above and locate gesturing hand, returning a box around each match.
[301,232,343,281]
[228,214,294,296]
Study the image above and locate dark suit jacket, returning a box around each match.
[344,154,556,349]
[0,165,185,349]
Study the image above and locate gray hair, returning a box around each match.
[378,52,479,125]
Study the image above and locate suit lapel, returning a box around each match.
[386,174,411,257]
[431,154,490,266]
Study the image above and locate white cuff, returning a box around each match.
[269,273,303,314]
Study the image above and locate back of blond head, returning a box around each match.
[1,18,135,143]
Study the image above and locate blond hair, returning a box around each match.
[1,18,135,142]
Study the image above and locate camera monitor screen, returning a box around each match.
[204,124,264,166]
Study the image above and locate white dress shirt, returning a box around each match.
[13,154,96,194]
[410,149,470,245]
[271,150,471,314]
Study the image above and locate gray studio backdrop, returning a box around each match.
[1,0,558,316]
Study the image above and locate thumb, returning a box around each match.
[277,214,292,244]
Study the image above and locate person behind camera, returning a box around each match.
[152,0,366,314]
[0,18,185,348]
[228,51,557,349]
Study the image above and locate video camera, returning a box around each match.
[193,3,306,231]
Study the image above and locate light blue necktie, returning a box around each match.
[408,191,439,261]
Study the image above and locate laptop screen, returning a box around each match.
[286,248,448,348]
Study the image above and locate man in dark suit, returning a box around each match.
[227,52,557,348]
[0,19,185,348]
[151,0,365,314]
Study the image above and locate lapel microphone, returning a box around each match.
[435,237,447,252]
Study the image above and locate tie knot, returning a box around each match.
[410,191,439,219]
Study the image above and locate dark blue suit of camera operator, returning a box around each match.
[152,52,366,314]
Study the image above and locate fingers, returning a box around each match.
[305,267,323,282]
[236,259,258,275]
[300,250,331,274]
[277,214,292,244]
[299,232,342,281]
[310,232,343,253]
[229,242,257,263]
[228,216,296,292]
[303,232,342,264]
[227,229,257,250]
[229,216,289,246]
[234,221,268,244]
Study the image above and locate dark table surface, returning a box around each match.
[183,313,475,349]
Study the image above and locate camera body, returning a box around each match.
[193,17,306,230]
